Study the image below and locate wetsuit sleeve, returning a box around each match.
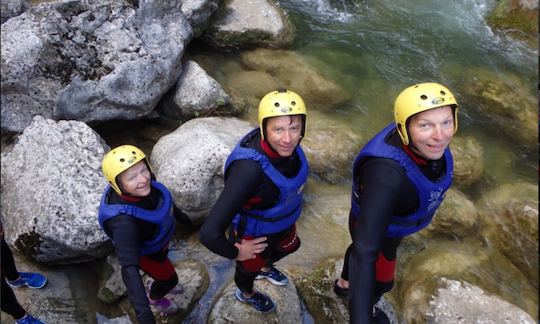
[348,159,408,324]
[199,160,264,260]
[105,215,155,324]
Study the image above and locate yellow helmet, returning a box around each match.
[258,89,307,140]
[394,82,458,145]
[101,145,151,195]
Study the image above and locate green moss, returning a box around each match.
[487,0,538,34]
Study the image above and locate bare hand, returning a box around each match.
[234,237,268,261]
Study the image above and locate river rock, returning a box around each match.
[477,182,538,287]
[158,60,234,120]
[1,0,29,24]
[202,0,294,49]
[180,0,220,38]
[398,240,538,322]
[118,258,209,323]
[208,278,301,323]
[426,278,535,323]
[420,188,477,239]
[97,253,126,304]
[0,116,110,263]
[450,135,485,188]
[240,48,350,110]
[1,0,193,133]
[461,69,536,146]
[486,0,537,46]
[150,117,253,224]
[295,258,398,324]
[302,110,363,183]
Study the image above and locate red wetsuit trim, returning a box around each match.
[120,194,143,203]
[374,251,396,282]
[260,139,281,159]
[139,252,175,281]
[402,144,428,166]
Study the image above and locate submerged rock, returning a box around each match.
[150,117,253,224]
[450,135,485,188]
[477,182,538,287]
[1,116,110,263]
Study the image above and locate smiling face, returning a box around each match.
[408,105,455,160]
[117,160,151,197]
[265,115,303,157]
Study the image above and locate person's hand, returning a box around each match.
[234,237,268,261]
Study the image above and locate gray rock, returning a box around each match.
[208,278,302,323]
[180,0,220,37]
[450,135,485,188]
[1,0,193,133]
[203,0,294,49]
[421,188,478,239]
[118,258,209,323]
[0,0,29,24]
[1,116,110,263]
[159,60,232,120]
[477,182,538,287]
[150,117,253,224]
[427,278,535,323]
[97,253,126,304]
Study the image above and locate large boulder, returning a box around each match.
[0,116,110,263]
[486,0,537,46]
[450,135,485,188]
[202,0,294,49]
[1,0,193,132]
[150,117,253,224]
[460,69,537,146]
[240,48,350,110]
[397,241,538,322]
[180,0,220,38]
[427,278,535,323]
[208,278,302,323]
[158,60,234,120]
[0,0,29,24]
[301,110,363,183]
[477,182,538,287]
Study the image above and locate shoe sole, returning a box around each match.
[234,289,276,312]
[7,281,47,289]
[255,275,288,286]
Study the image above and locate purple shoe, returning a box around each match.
[148,296,179,316]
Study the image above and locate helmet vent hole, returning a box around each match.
[274,103,280,107]
[420,95,428,100]
[132,151,136,155]
[119,158,125,162]
[440,90,446,95]
[291,101,296,106]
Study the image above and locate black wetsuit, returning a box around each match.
[199,132,302,293]
[103,187,191,324]
[1,237,26,320]
[341,130,446,324]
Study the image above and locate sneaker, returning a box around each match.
[255,266,288,286]
[16,314,46,324]
[333,279,348,297]
[148,296,179,316]
[234,288,275,312]
[7,272,47,289]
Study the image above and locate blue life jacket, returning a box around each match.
[98,181,176,256]
[351,123,453,238]
[225,128,309,237]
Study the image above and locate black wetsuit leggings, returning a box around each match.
[340,215,401,303]
[1,238,26,319]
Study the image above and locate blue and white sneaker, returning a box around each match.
[15,314,46,324]
[255,266,288,286]
[234,288,275,312]
[7,272,47,289]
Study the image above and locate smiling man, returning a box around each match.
[333,83,458,324]
[199,89,309,313]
